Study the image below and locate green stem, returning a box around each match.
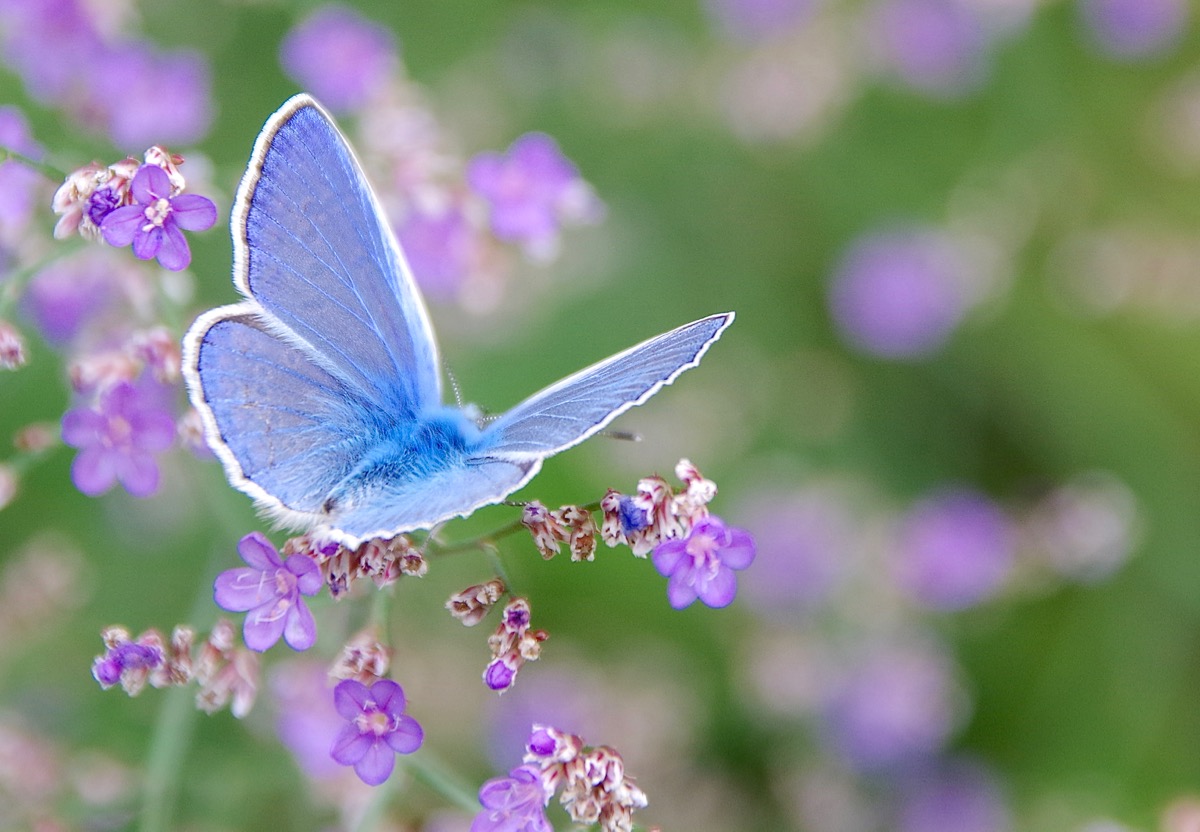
[0,145,66,181]
[138,685,198,832]
[403,750,482,814]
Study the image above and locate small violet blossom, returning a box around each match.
[330,678,424,786]
[467,133,604,259]
[213,532,322,652]
[652,516,756,609]
[279,4,399,112]
[100,164,216,271]
[471,763,553,832]
[61,379,176,497]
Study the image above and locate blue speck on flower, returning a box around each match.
[470,763,552,832]
[92,642,162,688]
[652,516,756,609]
[330,678,424,786]
[100,164,216,271]
[617,495,650,535]
[213,532,322,652]
[61,378,176,498]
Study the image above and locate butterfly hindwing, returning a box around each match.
[481,313,734,460]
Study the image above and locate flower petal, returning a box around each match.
[71,447,116,496]
[61,408,104,447]
[697,565,737,608]
[129,410,177,451]
[132,224,163,261]
[114,450,160,497]
[131,164,170,203]
[330,722,371,765]
[238,532,282,570]
[155,221,191,271]
[170,193,217,231]
[333,679,371,719]
[243,600,287,652]
[354,739,395,786]
[720,527,756,571]
[286,554,323,596]
[282,598,317,651]
[666,572,699,610]
[385,714,423,754]
[99,205,144,247]
[213,567,271,612]
[370,679,405,715]
[651,539,687,577]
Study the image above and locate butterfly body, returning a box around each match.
[184,94,733,546]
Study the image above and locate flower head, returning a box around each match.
[330,678,424,786]
[213,532,323,652]
[280,4,399,112]
[468,133,604,259]
[471,763,553,832]
[100,164,216,271]
[652,516,756,609]
[867,0,991,98]
[1079,0,1187,61]
[0,106,45,241]
[61,377,176,497]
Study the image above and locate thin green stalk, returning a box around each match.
[0,145,66,181]
[402,750,481,814]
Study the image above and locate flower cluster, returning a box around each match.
[92,619,259,719]
[522,501,598,560]
[447,578,507,626]
[284,531,426,598]
[330,678,423,786]
[329,627,393,685]
[600,458,718,556]
[53,147,217,270]
[472,725,648,832]
[483,598,548,693]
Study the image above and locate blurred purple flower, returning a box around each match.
[892,489,1014,611]
[0,0,105,103]
[61,378,175,497]
[822,644,960,771]
[100,164,217,271]
[280,4,399,112]
[470,764,552,832]
[829,227,973,359]
[0,106,44,239]
[1079,0,1187,60]
[738,488,853,614]
[271,661,345,780]
[652,516,756,609]
[214,532,322,652]
[468,133,604,258]
[704,0,817,40]
[867,0,990,97]
[396,203,478,299]
[331,678,424,786]
[20,255,117,345]
[897,758,1012,832]
[86,44,213,147]
[92,641,161,688]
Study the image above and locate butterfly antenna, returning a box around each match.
[444,361,465,409]
[599,429,642,442]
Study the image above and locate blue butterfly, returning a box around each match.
[182,94,733,546]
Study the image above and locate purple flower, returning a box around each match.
[396,204,479,299]
[0,106,44,239]
[470,764,552,832]
[100,164,216,271]
[897,758,1011,832]
[20,253,117,345]
[822,645,960,771]
[1079,0,1187,60]
[0,0,105,103]
[280,4,399,112]
[92,642,162,688]
[213,532,322,652]
[61,378,176,497]
[652,516,756,609]
[704,0,817,40]
[829,227,974,359]
[467,133,604,257]
[270,661,347,780]
[892,489,1014,611]
[85,44,213,147]
[330,678,424,786]
[867,0,991,98]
